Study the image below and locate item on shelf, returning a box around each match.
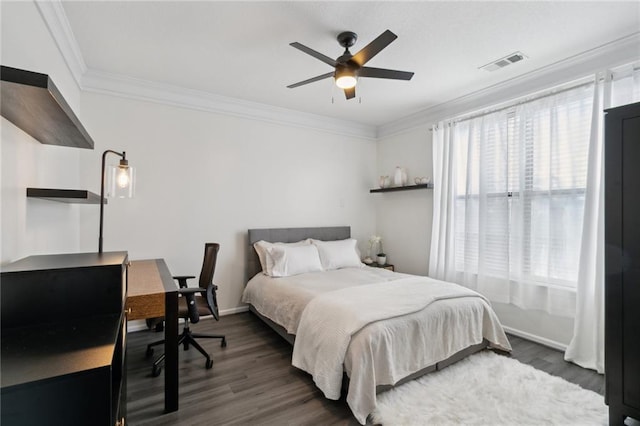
[393,167,408,186]
[379,175,390,188]
[377,255,387,265]
[421,177,431,184]
[363,256,373,264]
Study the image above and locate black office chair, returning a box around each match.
[146,243,226,377]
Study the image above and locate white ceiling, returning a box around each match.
[60,1,640,127]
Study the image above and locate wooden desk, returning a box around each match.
[127,259,179,413]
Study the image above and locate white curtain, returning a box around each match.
[565,65,640,373]
[429,122,457,282]
[430,64,640,372]
[430,84,594,317]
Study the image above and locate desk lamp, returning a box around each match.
[99,150,135,253]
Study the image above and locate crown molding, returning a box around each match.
[34,0,376,141]
[34,0,639,142]
[377,32,640,139]
[34,0,87,88]
[81,69,377,140]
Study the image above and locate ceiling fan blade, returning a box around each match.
[351,30,397,67]
[344,87,356,100]
[359,67,414,81]
[287,72,334,89]
[290,42,337,67]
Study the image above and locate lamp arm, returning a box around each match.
[99,150,126,253]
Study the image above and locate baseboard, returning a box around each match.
[502,326,567,352]
[126,305,250,333]
[220,305,249,315]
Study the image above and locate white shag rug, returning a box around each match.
[371,351,607,426]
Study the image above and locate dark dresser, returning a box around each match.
[1,252,128,426]
[604,101,640,425]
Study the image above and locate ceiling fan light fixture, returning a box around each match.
[335,67,357,89]
[335,75,357,89]
[288,29,413,98]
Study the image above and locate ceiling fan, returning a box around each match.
[287,30,414,100]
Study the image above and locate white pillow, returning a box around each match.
[311,238,363,270]
[254,239,310,276]
[267,244,323,277]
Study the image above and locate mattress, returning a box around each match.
[242,266,511,424]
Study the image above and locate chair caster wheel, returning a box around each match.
[152,365,162,377]
[221,338,227,348]
[205,359,213,369]
[145,347,154,358]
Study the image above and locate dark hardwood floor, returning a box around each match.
[126,311,604,425]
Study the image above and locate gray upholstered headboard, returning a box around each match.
[246,226,351,280]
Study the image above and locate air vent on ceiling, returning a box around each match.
[479,51,527,72]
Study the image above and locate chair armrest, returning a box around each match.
[178,287,206,295]
[177,287,205,324]
[173,275,196,288]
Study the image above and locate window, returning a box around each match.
[452,84,594,289]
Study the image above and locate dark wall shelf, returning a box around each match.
[27,188,105,204]
[1,65,94,149]
[370,183,433,193]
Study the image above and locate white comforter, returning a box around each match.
[242,267,511,424]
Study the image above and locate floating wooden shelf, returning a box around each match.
[370,183,433,193]
[1,65,94,149]
[26,188,105,204]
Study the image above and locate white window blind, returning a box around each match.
[453,83,594,289]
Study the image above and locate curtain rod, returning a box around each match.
[431,79,596,130]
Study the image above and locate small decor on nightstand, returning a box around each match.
[369,235,387,264]
[379,175,390,188]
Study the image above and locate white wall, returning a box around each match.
[1,2,84,264]
[375,125,432,276]
[1,2,377,314]
[77,91,377,312]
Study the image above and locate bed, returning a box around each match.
[242,226,511,424]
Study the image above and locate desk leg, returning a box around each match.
[164,290,179,412]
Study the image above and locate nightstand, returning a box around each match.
[369,262,394,272]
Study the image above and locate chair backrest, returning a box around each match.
[185,243,220,324]
[199,243,220,288]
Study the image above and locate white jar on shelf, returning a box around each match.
[393,167,407,186]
